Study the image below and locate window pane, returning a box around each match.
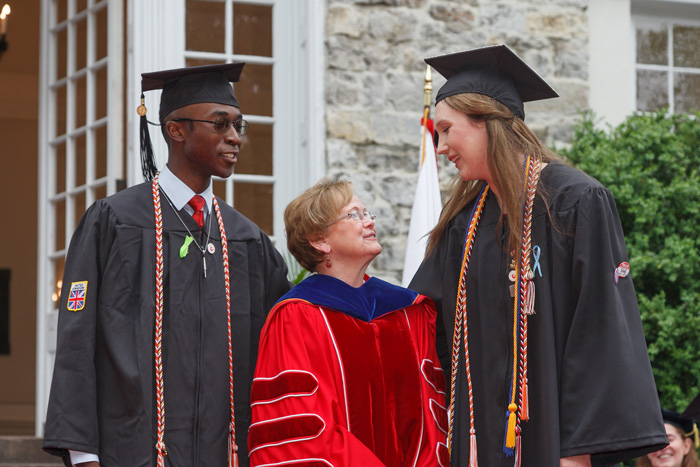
[95,5,108,62]
[75,133,86,187]
[637,24,668,65]
[56,28,67,80]
[95,125,107,180]
[674,72,700,114]
[237,64,272,116]
[74,191,86,230]
[94,184,107,202]
[75,17,87,71]
[186,0,225,54]
[674,26,700,68]
[212,179,227,201]
[54,199,66,252]
[235,183,273,235]
[55,84,67,137]
[55,0,68,24]
[236,123,272,176]
[233,3,272,57]
[55,142,66,194]
[75,75,87,129]
[95,65,108,120]
[637,69,668,112]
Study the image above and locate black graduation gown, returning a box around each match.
[43,182,291,467]
[409,162,667,467]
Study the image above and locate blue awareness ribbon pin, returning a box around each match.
[532,245,542,277]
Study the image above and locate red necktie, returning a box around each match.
[188,195,206,229]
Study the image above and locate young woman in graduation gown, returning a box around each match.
[409,44,668,467]
[248,180,448,466]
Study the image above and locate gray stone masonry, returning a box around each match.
[324,0,590,284]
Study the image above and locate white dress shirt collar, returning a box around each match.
[158,164,214,215]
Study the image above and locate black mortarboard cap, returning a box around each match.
[663,408,694,434]
[137,62,245,180]
[681,393,700,448]
[425,44,558,121]
[682,390,700,420]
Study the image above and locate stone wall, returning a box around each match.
[324,0,590,284]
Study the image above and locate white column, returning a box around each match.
[126,0,186,186]
[588,0,635,127]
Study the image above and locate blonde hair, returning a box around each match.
[426,93,563,259]
[285,179,354,272]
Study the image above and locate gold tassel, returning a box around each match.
[506,403,518,448]
[693,423,699,449]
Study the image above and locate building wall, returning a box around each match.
[323,0,591,284]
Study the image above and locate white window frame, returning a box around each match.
[633,12,700,114]
[588,0,700,126]
[36,0,124,435]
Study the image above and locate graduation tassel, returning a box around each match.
[523,271,535,316]
[229,424,239,467]
[138,93,158,181]
[520,375,529,421]
[514,427,522,467]
[469,427,479,466]
[505,404,518,451]
[693,423,699,449]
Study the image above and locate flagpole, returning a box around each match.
[421,65,433,165]
[402,65,441,287]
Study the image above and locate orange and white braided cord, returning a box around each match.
[448,184,489,467]
[518,154,541,424]
[152,175,167,466]
[213,198,237,467]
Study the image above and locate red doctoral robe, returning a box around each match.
[248,274,448,466]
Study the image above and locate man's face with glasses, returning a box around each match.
[165,102,244,187]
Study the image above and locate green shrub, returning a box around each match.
[560,109,700,413]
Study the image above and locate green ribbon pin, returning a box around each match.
[180,235,194,258]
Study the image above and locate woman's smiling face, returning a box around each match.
[434,100,491,184]
[323,195,382,264]
[647,423,692,467]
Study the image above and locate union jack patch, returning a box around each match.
[67,281,88,312]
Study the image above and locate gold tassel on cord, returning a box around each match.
[506,403,518,448]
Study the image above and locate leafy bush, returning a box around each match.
[284,250,310,285]
[560,109,700,413]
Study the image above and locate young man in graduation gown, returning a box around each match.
[42,63,290,467]
[409,45,667,466]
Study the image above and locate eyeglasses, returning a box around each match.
[327,209,376,227]
[170,116,249,135]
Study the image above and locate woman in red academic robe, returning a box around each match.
[248,179,448,467]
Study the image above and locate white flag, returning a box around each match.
[402,121,442,287]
